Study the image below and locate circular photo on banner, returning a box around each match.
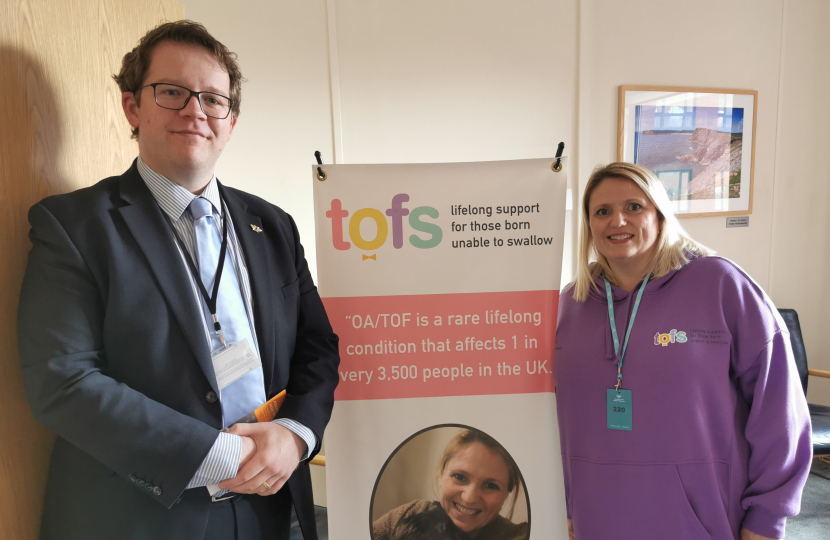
[370,424,530,540]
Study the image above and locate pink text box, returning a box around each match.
[323,290,558,401]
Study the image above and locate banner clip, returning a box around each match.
[552,142,565,172]
[315,150,327,181]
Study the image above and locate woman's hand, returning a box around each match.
[568,518,575,540]
[741,528,777,540]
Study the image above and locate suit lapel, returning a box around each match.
[219,183,278,393]
[117,164,219,393]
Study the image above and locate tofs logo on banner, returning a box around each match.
[325,195,443,252]
[313,158,569,539]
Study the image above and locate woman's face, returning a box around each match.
[439,442,511,533]
[588,176,661,274]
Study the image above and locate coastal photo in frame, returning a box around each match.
[618,86,757,217]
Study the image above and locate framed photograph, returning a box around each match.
[618,86,757,217]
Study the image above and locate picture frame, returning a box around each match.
[617,85,757,218]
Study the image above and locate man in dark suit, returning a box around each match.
[17,20,338,540]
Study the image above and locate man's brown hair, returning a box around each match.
[114,20,244,139]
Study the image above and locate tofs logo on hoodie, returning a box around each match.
[654,329,688,346]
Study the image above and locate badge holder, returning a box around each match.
[211,337,260,392]
[607,379,632,431]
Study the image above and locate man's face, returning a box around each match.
[122,41,237,184]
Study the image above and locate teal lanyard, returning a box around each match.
[603,274,650,391]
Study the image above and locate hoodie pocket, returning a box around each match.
[570,460,711,540]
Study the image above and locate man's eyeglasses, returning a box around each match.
[139,83,234,120]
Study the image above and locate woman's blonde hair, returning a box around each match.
[572,162,713,301]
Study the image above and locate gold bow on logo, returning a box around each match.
[362,254,376,261]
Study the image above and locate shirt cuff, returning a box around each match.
[272,418,317,461]
[186,432,242,489]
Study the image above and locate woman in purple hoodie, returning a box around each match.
[554,162,811,540]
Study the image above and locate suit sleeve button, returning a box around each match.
[144,484,154,491]
[128,474,137,483]
[153,487,162,496]
[136,480,146,487]
[205,391,218,403]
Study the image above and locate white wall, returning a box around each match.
[333,0,577,165]
[182,0,830,503]
[769,0,830,407]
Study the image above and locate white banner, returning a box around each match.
[314,158,569,539]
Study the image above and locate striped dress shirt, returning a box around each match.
[136,158,315,494]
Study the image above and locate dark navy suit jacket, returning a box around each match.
[18,161,339,540]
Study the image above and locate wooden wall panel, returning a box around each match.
[0,1,183,537]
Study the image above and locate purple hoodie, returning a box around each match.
[554,256,811,540]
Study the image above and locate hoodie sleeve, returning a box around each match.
[724,267,812,539]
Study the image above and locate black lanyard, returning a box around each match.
[166,199,230,340]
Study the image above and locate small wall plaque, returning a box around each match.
[726,216,749,228]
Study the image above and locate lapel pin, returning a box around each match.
[250,224,263,233]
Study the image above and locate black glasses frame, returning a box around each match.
[139,83,235,119]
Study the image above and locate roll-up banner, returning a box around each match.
[313,158,569,539]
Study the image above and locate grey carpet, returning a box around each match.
[785,460,830,539]
[289,505,328,540]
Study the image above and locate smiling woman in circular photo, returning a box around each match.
[371,425,529,540]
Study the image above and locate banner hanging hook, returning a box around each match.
[315,150,327,181]
[552,142,565,172]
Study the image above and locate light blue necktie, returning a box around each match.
[190,197,266,427]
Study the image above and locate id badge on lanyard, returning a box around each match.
[604,274,649,431]
[211,338,261,391]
